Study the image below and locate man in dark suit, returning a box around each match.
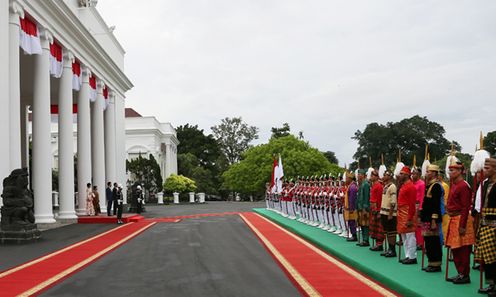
[112,182,118,215]
[106,182,113,216]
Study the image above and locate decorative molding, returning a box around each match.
[63,49,75,67]
[9,0,25,19]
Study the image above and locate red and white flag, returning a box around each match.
[49,41,63,78]
[271,155,284,194]
[103,86,109,110]
[89,75,97,102]
[72,61,82,91]
[19,16,42,55]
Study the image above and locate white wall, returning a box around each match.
[114,94,127,203]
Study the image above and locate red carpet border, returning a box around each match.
[240,212,398,297]
[0,221,156,297]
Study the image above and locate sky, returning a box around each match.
[97,0,496,166]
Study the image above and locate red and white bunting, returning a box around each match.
[89,75,97,102]
[49,41,63,78]
[19,16,42,55]
[72,61,82,91]
[103,86,109,110]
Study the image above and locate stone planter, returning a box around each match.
[157,192,164,204]
[189,192,195,203]
[173,192,179,204]
[52,191,59,207]
[198,192,205,203]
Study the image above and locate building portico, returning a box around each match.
[1,0,133,223]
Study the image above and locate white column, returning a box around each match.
[76,66,91,215]
[20,103,28,168]
[57,49,76,219]
[165,143,172,179]
[104,93,116,185]
[91,79,106,212]
[8,2,23,170]
[32,28,55,223]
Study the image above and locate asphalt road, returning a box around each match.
[140,201,267,217]
[41,214,300,297]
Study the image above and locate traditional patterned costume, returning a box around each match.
[357,170,371,246]
[446,161,475,283]
[421,165,443,271]
[369,177,384,250]
[475,158,496,294]
[345,173,358,241]
[397,167,417,263]
[380,172,398,257]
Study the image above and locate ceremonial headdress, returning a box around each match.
[400,166,411,175]
[427,164,440,172]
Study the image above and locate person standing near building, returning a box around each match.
[357,169,371,247]
[92,186,101,215]
[106,182,113,216]
[116,184,124,224]
[397,166,418,264]
[136,185,143,214]
[446,161,475,284]
[421,165,443,272]
[112,182,119,215]
[86,183,95,216]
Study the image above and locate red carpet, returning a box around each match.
[240,213,398,297]
[78,213,144,224]
[0,221,156,297]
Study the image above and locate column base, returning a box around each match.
[76,208,87,216]
[34,214,56,224]
[57,211,77,219]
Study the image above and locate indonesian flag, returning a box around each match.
[19,16,42,55]
[89,75,97,102]
[49,41,63,78]
[103,86,109,110]
[270,157,277,194]
[72,61,82,91]
[271,155,284,194]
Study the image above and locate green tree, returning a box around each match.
[485,131,496,156]
[352,115,461,168]
[163,174,197,194]
[271,123,291,138]
[176,124,227,195]
[322,151,339,164]
[126,153,163,196]
[222,135,343,197]
[211,117,259,165]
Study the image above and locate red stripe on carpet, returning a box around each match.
[0,221,155,296]
[241,213,397,297]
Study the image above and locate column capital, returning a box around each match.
[80,65,91,82]
[39,27,53,48]
[9,0,24,19]
[96,78,105,93]
[62,49,75,68]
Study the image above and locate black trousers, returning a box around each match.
[112,200,117,215]
[485,263,496,285]
[107,200,113,216]
[424,236,442,266]
[117,204,123,220]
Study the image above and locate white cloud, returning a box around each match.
[98,0,496,166]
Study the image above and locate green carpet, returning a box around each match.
[254,208,481,297]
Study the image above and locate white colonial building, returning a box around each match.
[41,108,178,184]
[1,0,133,223]
[124,108,179,181]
